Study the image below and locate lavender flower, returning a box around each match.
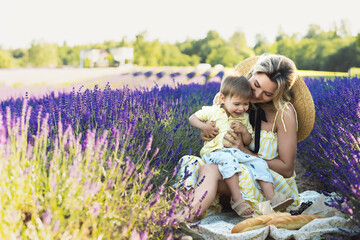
[42,210,52,224]
[93,202,101,217]
[146,134,153,151]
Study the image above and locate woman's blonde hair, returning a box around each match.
[246,54,297,110]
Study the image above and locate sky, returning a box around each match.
[1,0,359,49]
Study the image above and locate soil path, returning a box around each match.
[295,157,323,193]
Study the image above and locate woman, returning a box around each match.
[174,54,315,220]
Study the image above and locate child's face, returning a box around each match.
[221,94,250,118]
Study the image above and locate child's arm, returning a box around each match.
[231,121,252,146]
[241,131,252,146]
[189,114,218,139]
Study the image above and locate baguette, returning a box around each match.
[265,214,324,230]
[231,212,291,234]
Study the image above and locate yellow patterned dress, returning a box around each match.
[174,102,300,217]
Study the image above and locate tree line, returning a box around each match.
[1,24,360,71]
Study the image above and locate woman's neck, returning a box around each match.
[257,102,275,111]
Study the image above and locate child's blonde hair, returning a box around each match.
[220,75,252,100]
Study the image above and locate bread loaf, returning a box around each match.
[231,212,291,234]
[265,214,324,230]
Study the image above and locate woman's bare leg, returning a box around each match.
[188,164,223,219]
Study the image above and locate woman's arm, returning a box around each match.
[266,106,297,178]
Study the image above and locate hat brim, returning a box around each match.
[234,56,315,142]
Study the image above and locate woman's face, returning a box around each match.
[249,73,278,104]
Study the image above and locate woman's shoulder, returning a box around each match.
[275,102,298,133]
[281,102,297,117]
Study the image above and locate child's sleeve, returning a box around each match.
[194,106,213,122]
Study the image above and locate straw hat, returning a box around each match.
[234,56,315,142]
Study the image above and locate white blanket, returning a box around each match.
[181,191,360,240]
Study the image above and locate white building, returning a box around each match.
[109,47,134,66]
[80,47,134,68]
[79,49,109,68]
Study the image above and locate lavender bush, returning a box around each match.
[298,76,360,225]
[0,101,186,238]
[0,81,221,238]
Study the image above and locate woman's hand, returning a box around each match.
[200,121,219,141]
[223,130,245,151]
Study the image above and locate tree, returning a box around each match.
[275,35,298,62]
[197,30,226,63]
[12,49,25,59]
[160,43,198,66]
[132,31,156,66]
[58,42,80,66]
[148,40,162,66]
[11,48,28,67]
[229,30,254,60]
[275,26,289,42]
[304,24,323,39]
[294,38,317,70]
[324,42,360,71]
[207,45,238,67]
[254,34,276,55]
[0,50,15,68]
[176,38,196,56]
[339,19,352,38]
[28,41,58,67]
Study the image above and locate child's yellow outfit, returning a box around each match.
[194,105,253,157]
[194,105,274,186]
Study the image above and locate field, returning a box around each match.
[1,66,352,101]
[0,67,359,239]
[0,66,223,101]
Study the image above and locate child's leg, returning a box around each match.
[258,180,275,200]
[258,180,294,211]
[224,173,254,216]
[224,173,242,202]
[205,149,254,216]
[232,150,275,200]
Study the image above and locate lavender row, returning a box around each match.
[131,69,224,82]
[0,82,221,174]
[298,76,360,226]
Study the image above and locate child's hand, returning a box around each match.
[201,121,219,141]
[231,121,247,134]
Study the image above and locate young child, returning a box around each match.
[189,75,293,217]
